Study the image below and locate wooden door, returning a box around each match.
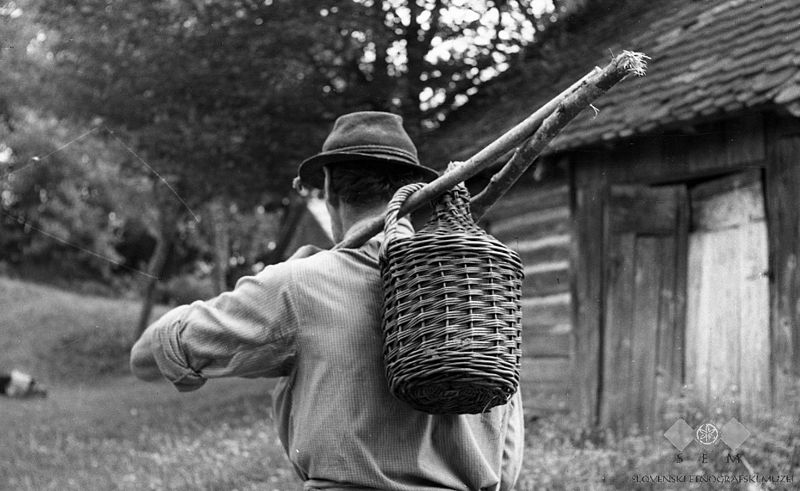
[600,184,688,433]
[685,171,770,417]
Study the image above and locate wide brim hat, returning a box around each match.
[297,111,439,189]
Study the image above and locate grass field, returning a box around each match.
[0,277,299,490]
[3,277,797,490]
[0,377,297,490]
[2,277,606,490]
[2,277,599,490]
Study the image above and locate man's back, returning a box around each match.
[273,236,524,490]
[131,111,525,490]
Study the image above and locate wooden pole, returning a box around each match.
[335,51,648,250]
[471,51,649,219]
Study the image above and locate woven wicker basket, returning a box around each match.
[380,181,523,414]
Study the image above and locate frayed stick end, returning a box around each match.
[619,50,650,77]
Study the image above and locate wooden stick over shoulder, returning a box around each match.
[471,50,649,219]
[335,51,648,250]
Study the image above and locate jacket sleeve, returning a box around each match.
[150,261,299,391]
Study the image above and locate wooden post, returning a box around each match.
[570,175,606,426]
[766,132,800,407]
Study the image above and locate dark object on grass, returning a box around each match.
[0,369,47,398]
[380,180,523,414]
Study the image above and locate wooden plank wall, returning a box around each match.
[573,116,766,188]
[569,113,770,426]
[600,184,687,433]
[765,115,800,407]
[483,179,573,412]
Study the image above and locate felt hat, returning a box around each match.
[297,111,439,189]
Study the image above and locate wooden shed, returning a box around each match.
[421,0,800,432]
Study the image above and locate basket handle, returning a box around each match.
[381,182,426,256]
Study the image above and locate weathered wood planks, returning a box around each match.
[571,181,605,425]
[599,184,687,433]
[485,182,574,408]
[686,174,770,418]
[765,128,800,407]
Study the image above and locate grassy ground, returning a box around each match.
[0,276,156,382]
[1,277,588,490]
[0,277,298,490]
[0,377,297,490]
[3,277,796,490]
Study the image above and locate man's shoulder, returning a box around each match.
[294,246,378,271]
[249,248,378,303]
[260,246,376,277]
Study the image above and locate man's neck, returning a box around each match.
[337,204,385,243]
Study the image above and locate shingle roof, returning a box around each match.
[421,0,800,165]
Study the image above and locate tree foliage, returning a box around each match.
[0,111,139,281]
[34,0,344,207]
[288,0,558,133]
[33,0,558,204]
[1,0,574,289]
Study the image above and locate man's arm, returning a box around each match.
[130,304,193,383]
[127,251,313,390]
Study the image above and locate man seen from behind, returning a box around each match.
[130,111,524,490]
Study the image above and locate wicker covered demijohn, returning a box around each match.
[379,180,524,414]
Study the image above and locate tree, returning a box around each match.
[26,0,569,333]
[30,0,571,215]
[0,111,149,282]
[31,0,347,331]
[299,0,561,134]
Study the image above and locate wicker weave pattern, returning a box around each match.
[380,182,523,414]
